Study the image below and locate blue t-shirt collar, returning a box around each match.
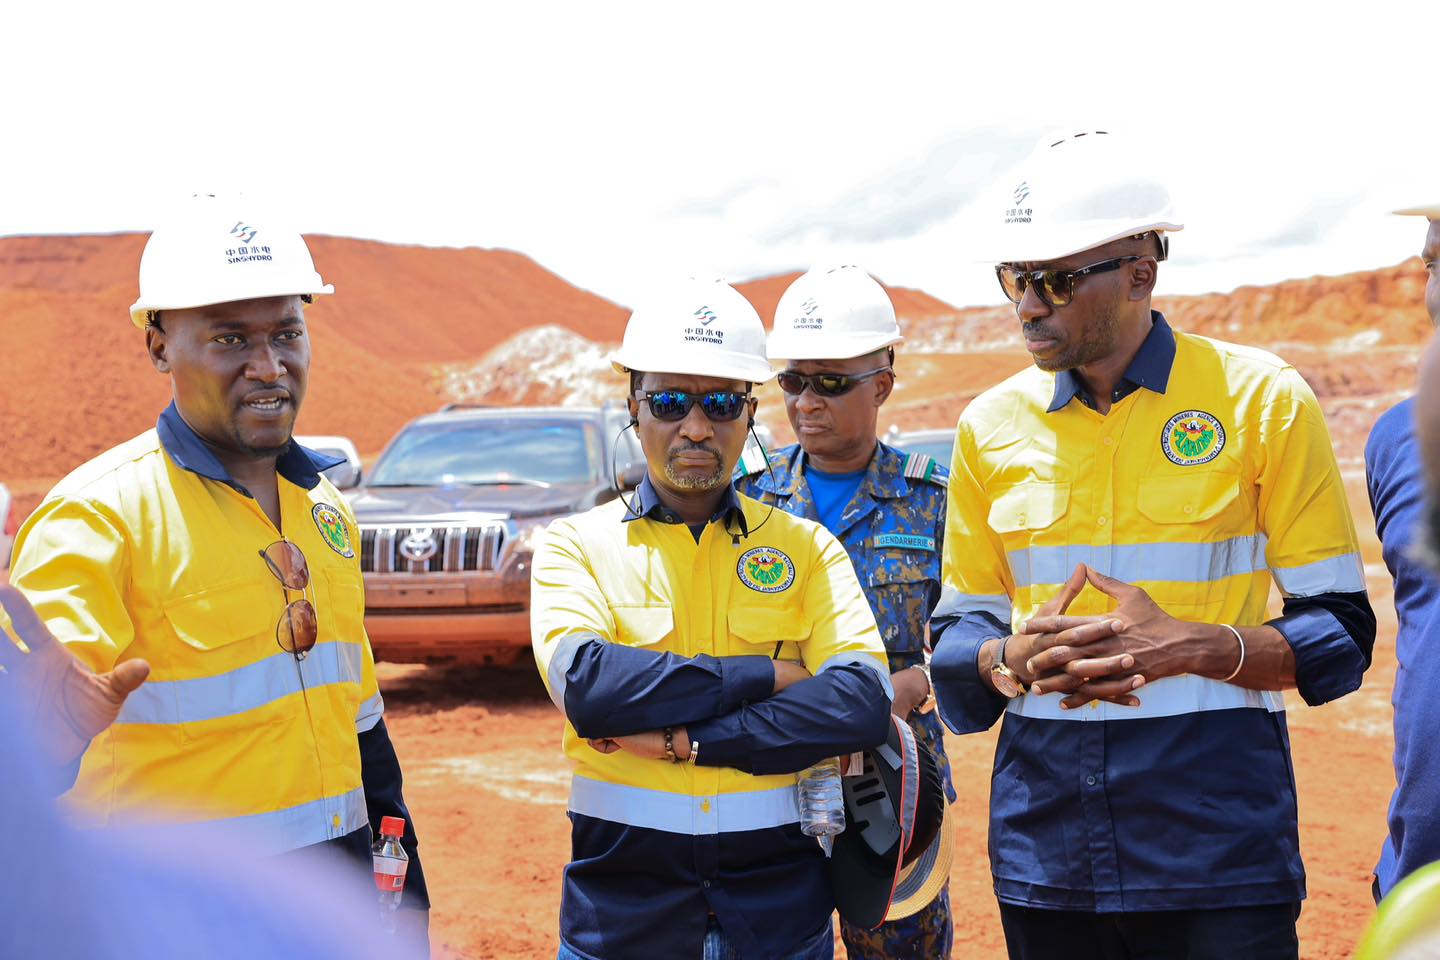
[156,401,344,497]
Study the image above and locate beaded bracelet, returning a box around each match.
[663,726,679,763]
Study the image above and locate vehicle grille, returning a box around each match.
[359,524,506,574]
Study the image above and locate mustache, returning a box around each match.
[1022,322,1057,338]
[667,441,720,460]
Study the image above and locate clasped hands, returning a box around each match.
[586,659,812,760]
[1006,563,1203,710]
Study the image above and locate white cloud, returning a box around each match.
[1,1,1437,310]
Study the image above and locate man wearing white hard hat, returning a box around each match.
[531,277,894,959]
[929,132,1374,957]
[736,265,956,958]
[8,195,431,951]
[1366,200,1440,904]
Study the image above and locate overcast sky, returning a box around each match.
[2,2,1437,310]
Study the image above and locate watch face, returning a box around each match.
[992,670,1023,699]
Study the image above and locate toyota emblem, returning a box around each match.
[399,528,439,564]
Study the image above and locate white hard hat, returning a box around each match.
[611,277,775,383]
[129,195,334,328]
[978,131,1184,264]
[766,265,903,361]
[1394,202,1440,218]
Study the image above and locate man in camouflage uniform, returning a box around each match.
[736,265,954,958]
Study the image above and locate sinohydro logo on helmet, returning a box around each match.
[1004,181,1034,225]
[225,220,274,265]
[1161,410,1226,466]
[794,297,823,330]
[683,305,725,346]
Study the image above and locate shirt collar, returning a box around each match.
[621,472,748,535]
[1047,311,1176,413]
[156,401,344,497]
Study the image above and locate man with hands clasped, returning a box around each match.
[929,132,1375,959]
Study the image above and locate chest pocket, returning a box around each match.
[865,548,940,655]
[317,566,367,646]
[1136,472,1243,526]
[727,605,813,662]
[610,604,676,649]
[161,579,289,742]
[988,482,1070,536]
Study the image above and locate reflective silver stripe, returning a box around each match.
[355,691,385,733]
[545,631,601,712]
[116,642,366,726]
[816,651,895,701]
[932,585,1011,621]
[1008,535,1269,590]
[569,775,800,834]
[1270,551,1365,596]
[1004,673,1285,722]
[157,785,368,857]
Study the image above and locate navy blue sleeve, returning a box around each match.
[358,718,430,912]
[563,640,777,739]
[930,611,1010,734]
[1267,590,1376,706]
[685,661,892,775]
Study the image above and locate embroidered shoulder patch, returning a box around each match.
[1161,411,1226,466]
[312,502,355,558]
[737,547,796,593]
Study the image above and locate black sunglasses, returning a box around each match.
[996,256,1139,308]
[776,367,891,398]
[638,389,750,422]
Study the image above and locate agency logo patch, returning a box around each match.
[1161,410,1226,466]
[312,503,355,558]
[737,547,796,594]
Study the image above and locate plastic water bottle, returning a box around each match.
[797,757,846,857]
[372,815,409,933]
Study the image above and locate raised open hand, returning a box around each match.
[0,585,150,765]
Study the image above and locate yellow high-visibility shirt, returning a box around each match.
[531,482,893,957]
[940,325,1366,722]
[532,491,891,812]
[8,415,379,855]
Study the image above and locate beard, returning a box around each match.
[1027,298,1121,373]
[664,443,727,490]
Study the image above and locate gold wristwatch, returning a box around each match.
[989,635,1028,699]
[913,661,936,714]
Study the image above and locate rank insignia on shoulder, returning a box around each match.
[901,452,948,487]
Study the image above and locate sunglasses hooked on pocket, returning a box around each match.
[259,540,318,661]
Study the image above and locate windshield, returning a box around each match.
[368,418,603,487]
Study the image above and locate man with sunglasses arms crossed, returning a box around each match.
[929,132,1374,959]
[8,196,430,950]
[734,265,955,958]
[531,277,894,960]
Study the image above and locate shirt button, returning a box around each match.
[1096,516,1108,526]
[1086,775,1098,786]
[1103,436,1114,446]
[701,799,711,814]
[1017,514,1027,524]
[703,880,711,888]
[1183,504,1195,515]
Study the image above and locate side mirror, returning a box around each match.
[325,462,362,490]
[618,462,646,489]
